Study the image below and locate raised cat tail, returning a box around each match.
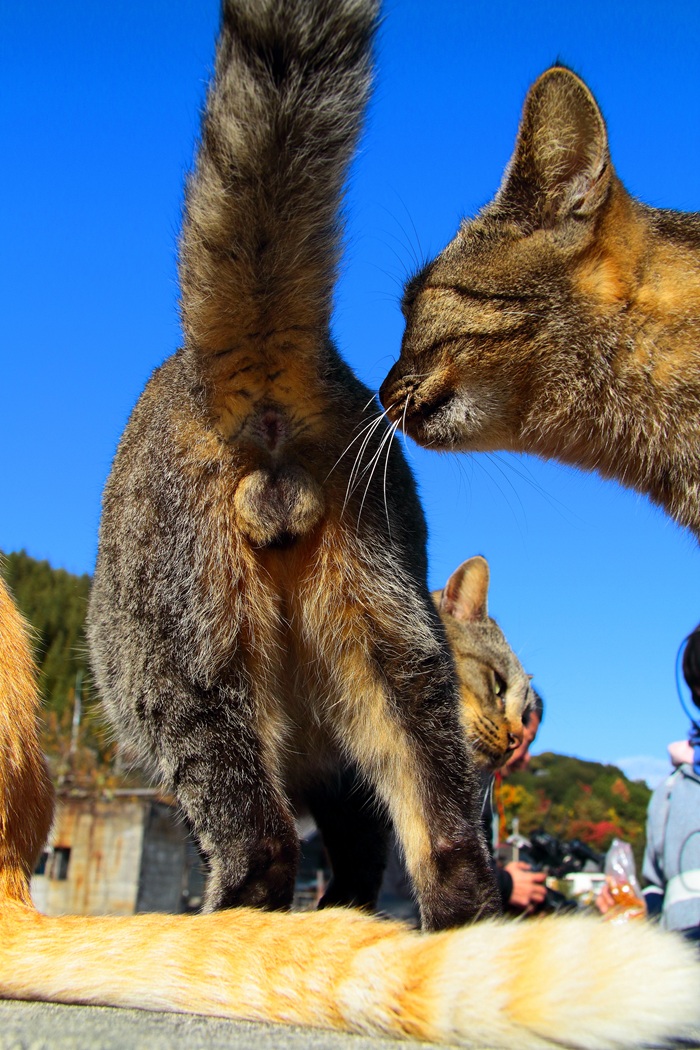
[0,575,54,906]
[178,0,378,360]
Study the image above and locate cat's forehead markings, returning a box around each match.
[414,287,534,337]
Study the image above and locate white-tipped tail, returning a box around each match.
[1,906,698,1049]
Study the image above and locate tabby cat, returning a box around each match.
[379,66,700,538]
[435,555,530,772]
[2,573,699,1048]
[85,0,496,929]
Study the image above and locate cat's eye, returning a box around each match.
[493,672,507,701]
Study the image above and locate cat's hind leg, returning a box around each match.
[134,673,300,913]
[321,637,498,931]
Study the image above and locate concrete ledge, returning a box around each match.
[0,1000,446,1050]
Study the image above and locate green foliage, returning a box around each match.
[503,751,652,868]
[1,548,120,784]
[2,549,91,716]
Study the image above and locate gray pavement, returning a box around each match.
[0,1001,447,1050]
[3,999,700,1050]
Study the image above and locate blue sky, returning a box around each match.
[3,1,700,785]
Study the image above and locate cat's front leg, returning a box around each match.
[137,674,300,913]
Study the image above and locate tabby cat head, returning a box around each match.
[435,556,531,771]
[380,66,631,459]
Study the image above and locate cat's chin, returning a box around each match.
[410,395,495,452]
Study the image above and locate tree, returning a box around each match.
[1,549,143,789]
[502,752,651,867]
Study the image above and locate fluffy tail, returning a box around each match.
[0,575,54,905]
[178,0,377,355]
[1,904,698,1049]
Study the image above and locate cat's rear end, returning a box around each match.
[87,0,497,928]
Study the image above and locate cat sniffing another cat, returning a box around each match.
[380,65,700,537]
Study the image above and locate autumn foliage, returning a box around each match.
[501,752,652,866]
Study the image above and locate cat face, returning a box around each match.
[434,556,531,771]
[380,67,620,459]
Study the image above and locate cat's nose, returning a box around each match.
[378,365,406,421]
[507,729,523,751]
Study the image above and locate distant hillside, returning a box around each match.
[501,751,652,866]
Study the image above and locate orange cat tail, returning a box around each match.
[0,575,54,905]
[0,906,698,1048]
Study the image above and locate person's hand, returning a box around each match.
[595,883,616,915]
[504,861,547,912]
[595,879,647,919]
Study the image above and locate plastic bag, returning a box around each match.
[601,838,646,922]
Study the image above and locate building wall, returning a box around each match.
[33,797,147,915]
[30,795,319,916]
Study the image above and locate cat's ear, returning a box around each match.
[439,556,489,623]
[496,66,611,230]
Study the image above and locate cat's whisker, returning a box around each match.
[468,452,529,540]
[343,412,389,509]
[342,403,398,509]
[350,409,397,488]
[381,420,401,540]
[372,236,417,285]
[399,394,414,454]
[484,451,582,527]
[378,197,427,277]
[349,424,391,506]
[396,194,427,275]
[357,421,399,533]
[326,410,386,483]
[352,417,400,536]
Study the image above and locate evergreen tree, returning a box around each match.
[2,549,91,716]
[1,549,127,787]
